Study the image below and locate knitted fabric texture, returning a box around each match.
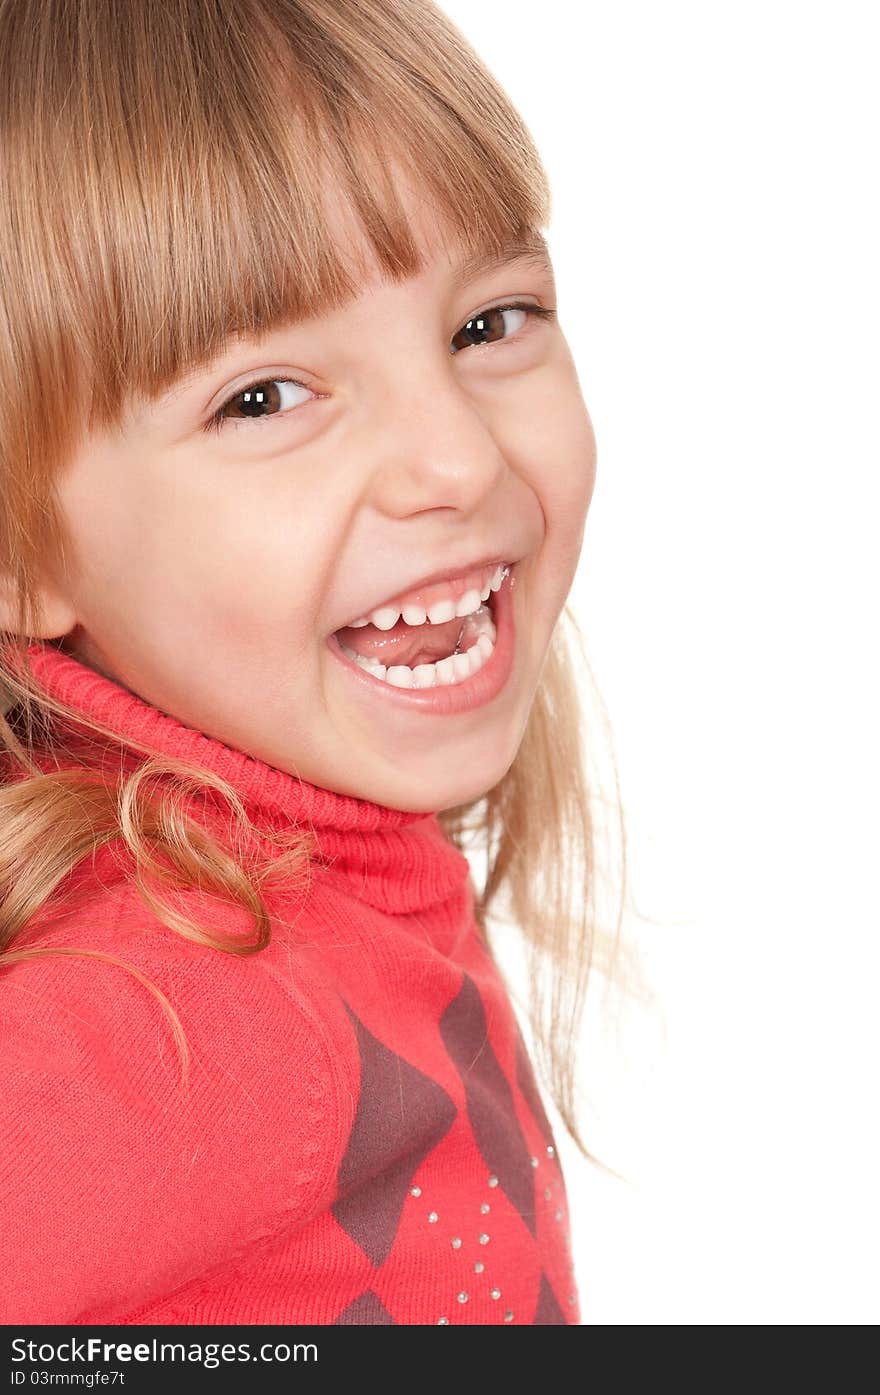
[0,641,580,1325]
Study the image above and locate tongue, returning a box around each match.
[336,615,466,668]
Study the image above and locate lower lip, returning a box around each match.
[325,564,517,715]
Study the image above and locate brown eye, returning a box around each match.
[207,377,313,432]
[452,305,530,354]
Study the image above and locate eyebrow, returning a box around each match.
[453,231,554,286]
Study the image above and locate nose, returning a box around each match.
[363,353,508,518]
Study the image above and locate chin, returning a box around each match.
[390,766,509,816]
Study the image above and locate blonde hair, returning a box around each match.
[0,0,628,1160]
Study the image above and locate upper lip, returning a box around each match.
[334,553,514,631]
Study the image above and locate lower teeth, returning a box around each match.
[339,607,497,688]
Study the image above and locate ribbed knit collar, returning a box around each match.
[22,641,474,916]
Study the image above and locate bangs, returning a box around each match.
[0,0,550,441]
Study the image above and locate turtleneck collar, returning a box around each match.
[20,641,474,917]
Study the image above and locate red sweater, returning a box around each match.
[0,642,579,1326]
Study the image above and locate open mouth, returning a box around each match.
[331,564,510,689]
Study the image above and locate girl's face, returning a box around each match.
[44,183,596,812]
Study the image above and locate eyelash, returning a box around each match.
[203,300,555,434]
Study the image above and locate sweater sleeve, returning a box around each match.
[0,896,339,1325]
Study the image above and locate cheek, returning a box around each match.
[56,444,332,664]
[512,372,597,527]
[551,356,598,522]
[137,488,331,658]
[559,403,597,519]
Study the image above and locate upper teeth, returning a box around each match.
[347,563,508,631]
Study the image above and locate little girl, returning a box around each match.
[0,0,613,1326]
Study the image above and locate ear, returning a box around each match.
[0,569,78,640]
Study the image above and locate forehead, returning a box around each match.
[152,175,551,404]
[135,148,554,418]
[316,152,552,302]
[148,228,553,416]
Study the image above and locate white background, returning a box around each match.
[439,0,879,1323]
